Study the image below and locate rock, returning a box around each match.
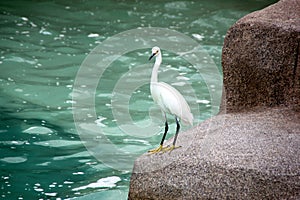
[129,109,300,199]
[221,0,300,112]
[128,0,300,199]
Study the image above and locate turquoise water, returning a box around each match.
[0,0,277,199]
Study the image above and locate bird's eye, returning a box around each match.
[156,50,159,54]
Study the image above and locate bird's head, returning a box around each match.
[149,46,161,61]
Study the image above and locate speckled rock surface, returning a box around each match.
[128,0,300,199]
[129,109,300,199]
[222,0,300,112]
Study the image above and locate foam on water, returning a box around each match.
[72,176,121,191]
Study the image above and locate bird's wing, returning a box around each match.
[152,82,194,125]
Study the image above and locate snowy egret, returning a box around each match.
[148,46,193,153]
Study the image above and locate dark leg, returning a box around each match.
[148,115,168,154]
[162,117,181,152]
[173,117,180,146]
[160,121,168,146]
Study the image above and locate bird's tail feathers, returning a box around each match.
[181,112,194,126]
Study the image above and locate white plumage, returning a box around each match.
[148,46,193,153]
[150,82,193,125]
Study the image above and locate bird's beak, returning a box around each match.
[149,53,155,61]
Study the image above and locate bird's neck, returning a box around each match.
[151,54,162,83]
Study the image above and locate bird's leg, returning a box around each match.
[163,117,181,152]
[148,120,169,154]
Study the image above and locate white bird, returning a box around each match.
[148,46,193,153]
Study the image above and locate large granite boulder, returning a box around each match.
[222,0,300,112]
[128,0,300,199]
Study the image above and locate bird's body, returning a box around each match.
[150,82,193,125]
[148,46,193,153]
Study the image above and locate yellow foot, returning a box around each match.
[148,145,166,154]
[162,145,181,152]
[148,145,181,154]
